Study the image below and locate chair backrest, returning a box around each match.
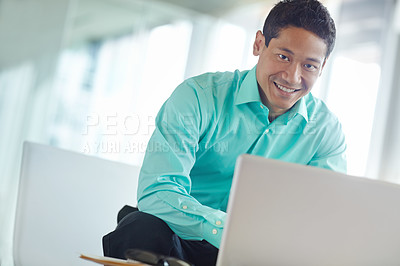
[13,142,140,266]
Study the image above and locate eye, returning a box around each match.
[278,54,289,61]
[304,63,318,71]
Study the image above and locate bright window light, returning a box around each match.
[326,55,381,177]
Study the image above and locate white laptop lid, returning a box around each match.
[217,154,400,266]
[14,142,140,266]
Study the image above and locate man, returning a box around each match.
[103,0,347,265]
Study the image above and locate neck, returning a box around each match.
[258,85,284,122]
[268,112,280,122]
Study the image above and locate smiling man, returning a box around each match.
[103,0,347,265]
[254,26,328,121]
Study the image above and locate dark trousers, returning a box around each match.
[102,209,219,266]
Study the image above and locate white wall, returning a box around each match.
[366,0,400,182]
[0,0,70,265]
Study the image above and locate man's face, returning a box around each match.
[253,26,328,118]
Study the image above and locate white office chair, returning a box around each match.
[13,142,140,266]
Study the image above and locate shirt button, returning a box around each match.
[265,129,270,134]
[216,220,222,226]
[212,229,218,234]
[182,205,188,210]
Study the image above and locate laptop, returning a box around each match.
[217,154,400,266]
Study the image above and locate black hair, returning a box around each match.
[263,0,336,57]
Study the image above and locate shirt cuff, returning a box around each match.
[201,213,226,248]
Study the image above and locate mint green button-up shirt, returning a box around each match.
[137,66,347,249]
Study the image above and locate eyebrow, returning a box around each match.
[279,47,323,65]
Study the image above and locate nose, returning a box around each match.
[283,63,302,85]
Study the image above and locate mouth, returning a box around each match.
[274,82,301,93]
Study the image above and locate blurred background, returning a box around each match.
[1,0,400,264]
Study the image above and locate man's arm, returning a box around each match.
[308,115,347,174]
[137,81,225,248]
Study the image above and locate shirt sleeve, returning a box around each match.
[308,115,347,174]
[137,80,226,248]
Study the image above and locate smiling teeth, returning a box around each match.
[276,83,295,93]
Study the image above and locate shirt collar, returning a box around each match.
[286,96,309,123]
[235,65,261,105]
[235,64,309,123]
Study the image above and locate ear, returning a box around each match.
[253,30,265,56]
